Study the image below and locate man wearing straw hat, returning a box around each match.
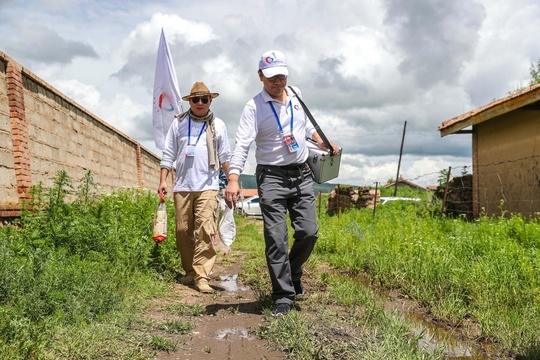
[158,82,231,294]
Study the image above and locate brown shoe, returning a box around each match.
[195,279,214,294]
[178,273,195,285]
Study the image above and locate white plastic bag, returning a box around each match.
[218,206,236,248]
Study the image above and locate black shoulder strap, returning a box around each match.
[288,86,334,155]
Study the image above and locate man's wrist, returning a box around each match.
[228,174,240,183]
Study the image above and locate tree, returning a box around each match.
[529,59,540,86]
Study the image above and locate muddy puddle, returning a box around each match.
[214,327,253,340]
[376,281,500,359]
[213,275,255,342]
[407,312,492,359]
[218,272,499,358]
[218,274,250,293]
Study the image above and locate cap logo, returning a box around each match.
[264,55,285,67]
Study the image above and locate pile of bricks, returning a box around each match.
[326,185,380,215]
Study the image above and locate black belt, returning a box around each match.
[260,162,307,170]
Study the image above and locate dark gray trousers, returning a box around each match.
[256,163,318,305]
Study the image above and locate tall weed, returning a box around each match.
[316,203,540,356]
[0,171,179,358]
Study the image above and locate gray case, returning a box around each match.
[306,139,342,184]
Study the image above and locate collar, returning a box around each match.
[262,87,292,104]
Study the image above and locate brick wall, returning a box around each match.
[0,51,161,218]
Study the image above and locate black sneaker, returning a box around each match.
[271,303,292,316]
[293,280,304,296]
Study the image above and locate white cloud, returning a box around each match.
[54,79,101,109]
[99,93,148,136]
[120,12,217,59]
[202,54,251,103]
[1,0,538,187]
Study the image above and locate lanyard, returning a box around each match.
[269,101,293,132]
[187,117,206,145]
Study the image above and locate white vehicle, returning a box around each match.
[236,195,262,218]
[379,197,421,205]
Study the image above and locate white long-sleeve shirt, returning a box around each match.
[160,116,231,192]
[229,86,316,176]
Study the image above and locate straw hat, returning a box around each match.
[181,82,219,100]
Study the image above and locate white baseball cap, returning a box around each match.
[259,50,289,77]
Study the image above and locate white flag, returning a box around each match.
[152,29,182,151]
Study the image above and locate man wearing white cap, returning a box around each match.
[225,50,339,315]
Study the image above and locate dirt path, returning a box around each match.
[146,245,286,360]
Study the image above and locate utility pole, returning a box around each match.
[394,121,407,197]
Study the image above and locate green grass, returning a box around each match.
[0,170,181,359]
[316,199,540,357]
[3,172,540,358]
[235,214,443,359]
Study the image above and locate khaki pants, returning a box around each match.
[174,190,218,282]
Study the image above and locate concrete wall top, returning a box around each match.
[0,51,162,217]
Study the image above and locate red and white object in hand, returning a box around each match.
[152,192,168,243]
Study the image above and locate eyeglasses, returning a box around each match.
[265,75,287,82]
[191,97,209,104]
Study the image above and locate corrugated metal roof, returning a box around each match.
[438,82,540,137]
[383,176,426,191]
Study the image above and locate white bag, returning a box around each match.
[218,206,236,248]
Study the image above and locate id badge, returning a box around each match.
[282,131,299,153]
[186,145,196,157]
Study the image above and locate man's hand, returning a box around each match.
[313,132,341,156]
[224,174,241,208]
[158,181,167,197]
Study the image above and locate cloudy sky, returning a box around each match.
[1,0,539,187]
